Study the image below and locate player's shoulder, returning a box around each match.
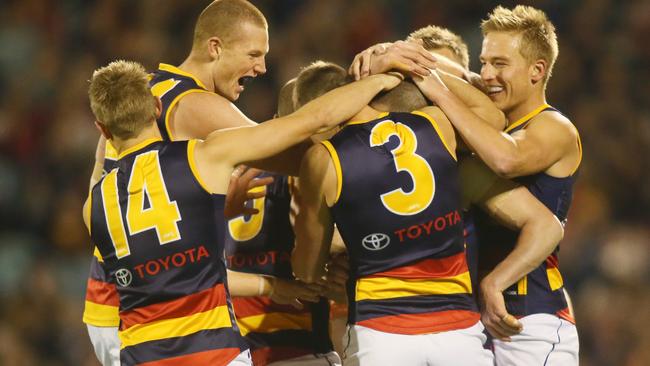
[530,108,578,140]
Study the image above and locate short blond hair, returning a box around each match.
[193,0,267,50]
[407,25,469,70]
[88,60,156,139]
[481,5,559,83]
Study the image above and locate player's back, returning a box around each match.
[88,138,247,365]
[324,111,478,334]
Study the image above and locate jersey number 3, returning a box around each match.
[101,151,182,258]
[370,120,435,216]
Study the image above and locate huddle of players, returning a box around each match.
[83,1,581,365]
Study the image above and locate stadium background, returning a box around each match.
[0,0,647,365]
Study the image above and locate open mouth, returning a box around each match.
[238,76,254,87]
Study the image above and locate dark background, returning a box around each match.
[0,0,647,365]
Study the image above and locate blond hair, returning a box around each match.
[481,5,559,83]
[192,0,267,51]
[408,25,470,70]
[88,60,156,139]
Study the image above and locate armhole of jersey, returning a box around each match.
[187,139,213,194]
[570,131,583,176]
[165,89,213,141]
[93,246,104,263]
[411,110,457,161]
[320,140,342,205]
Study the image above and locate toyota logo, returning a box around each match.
[362,233,390,251]
[115,268,133,287]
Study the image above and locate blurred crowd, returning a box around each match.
[0,0,647,365]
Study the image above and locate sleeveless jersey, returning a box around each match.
[475,104,582,323]
[83,142,120,327]
[149,63,212,141]
[88,138,247,365]
[324,111,478,335]
[225,174,332,365]
[83,63,211,327]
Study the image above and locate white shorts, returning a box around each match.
[493,314,579,366]
[228,349,253,365]
[268,351,341,366]
[87,324,120,366]
[342,321,494,366]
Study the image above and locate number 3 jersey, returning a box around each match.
[88,138,247,365]
[323,111,479,335]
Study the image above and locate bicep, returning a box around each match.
[174,93,257,139]
[478,179,550,231]
[510,120,572,175]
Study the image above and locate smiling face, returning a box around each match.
[480,31,536,116]
[212,21,269,102]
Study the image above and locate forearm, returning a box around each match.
[425,86,519,176]
[292,210,332,283]
[298,74,391,130]
[438,70,505,130]
[227,270,274,297]
[89,136,107,190]
[481,215,563,292]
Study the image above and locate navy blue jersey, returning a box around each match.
[88,138,246,365]
[149,63,211,141]
[476,104,581,322]
[324,111,478,334]
[83,142,121,327]
[224,174,332,365]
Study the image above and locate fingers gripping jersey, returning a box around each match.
[225,174,333,365]
[325,112,478,335]
[149,63,212,141]
[88,139,247,365]
[475,104,582,323]
[84,142,120,327]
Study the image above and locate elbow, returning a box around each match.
[551,215,565,244]
[493,158,521,179]
[291,252,315,283]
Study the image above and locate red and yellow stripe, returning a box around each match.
[119,283,233,348]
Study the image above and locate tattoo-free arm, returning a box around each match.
[292,144,337,283]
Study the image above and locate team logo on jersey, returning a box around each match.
[362,233,390,251]
[115,268,133,287]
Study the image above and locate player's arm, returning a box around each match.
[89,135,107,190]
[416,70,576,178]
[435,70,506,131]
[463,158,564,340]
[173,92,312,176]
[292,144,337,283]
[195,73,401,189]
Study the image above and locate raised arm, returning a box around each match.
[194,73,401,193]
[415,70,576,178]
[291,144,337,283]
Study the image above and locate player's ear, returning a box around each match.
[208,37,223,60]
[154,96,162,118]
[95,121,113,140]
[530,59,547,84]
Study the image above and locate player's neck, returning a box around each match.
[506,91,547,125]
[178,55,215,92]
[111,123,162,157]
